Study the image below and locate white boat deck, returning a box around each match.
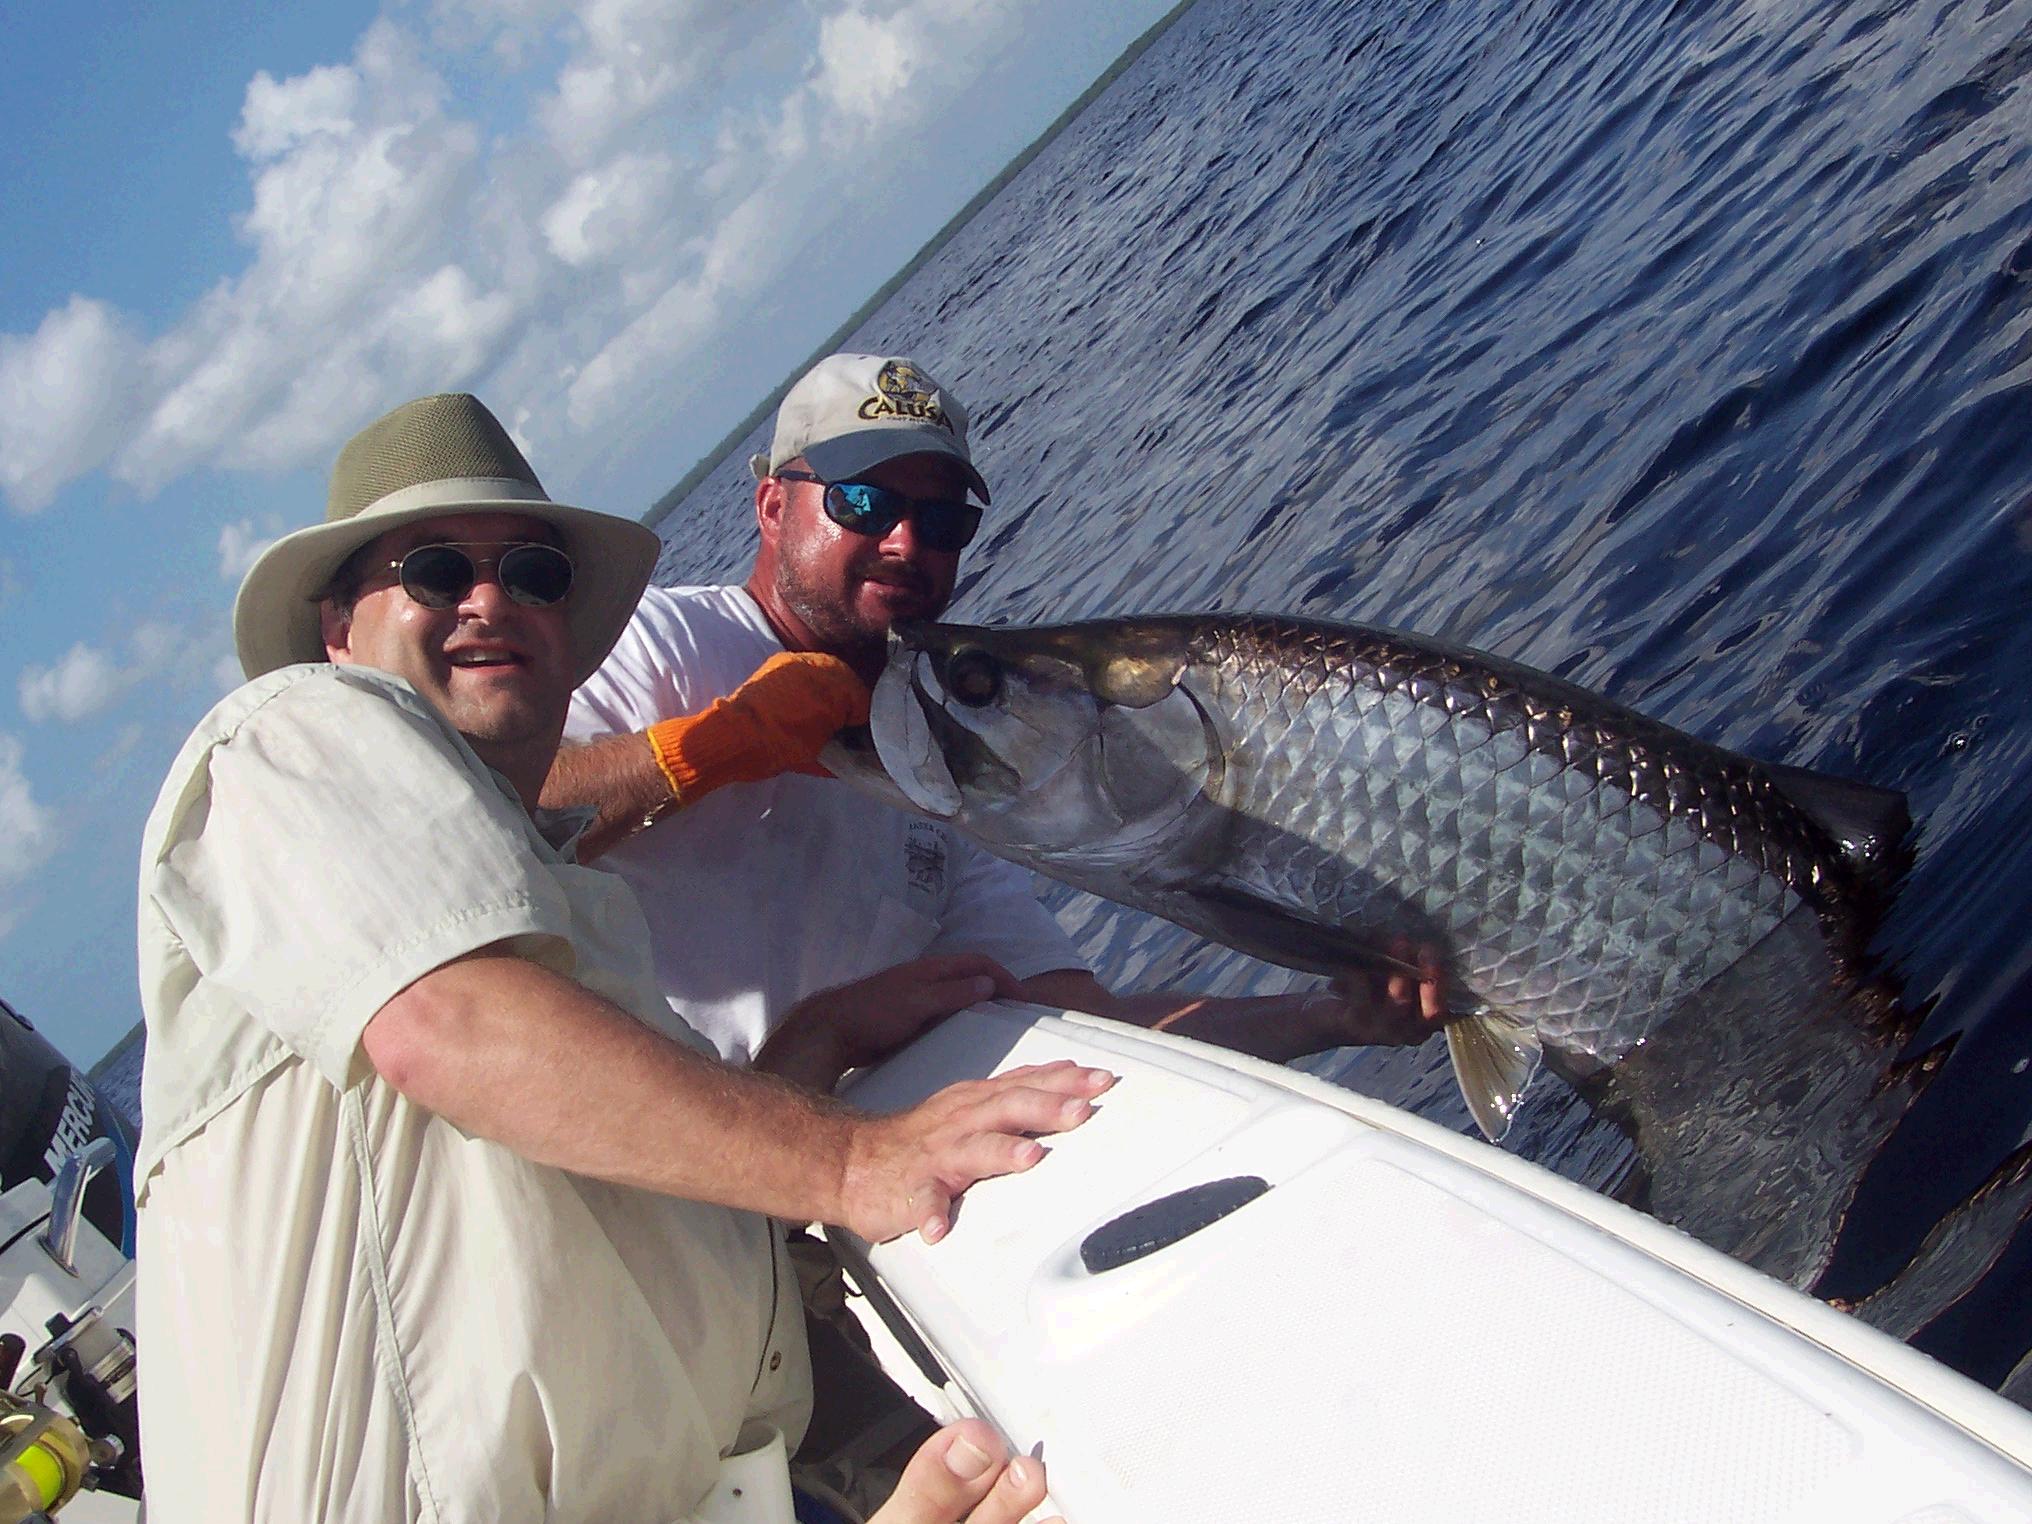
[838,1002,2032,1523]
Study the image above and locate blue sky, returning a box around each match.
[0,0,1179,1065]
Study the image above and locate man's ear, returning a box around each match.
[754,474,787,551]
[319,600,354,662]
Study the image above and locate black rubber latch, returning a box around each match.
[1079,1175,1270,1273]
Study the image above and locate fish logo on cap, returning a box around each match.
[859,360,955,433]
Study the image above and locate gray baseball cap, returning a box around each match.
[748,353,991,504]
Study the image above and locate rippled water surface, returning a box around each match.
[655,0,2032,1394]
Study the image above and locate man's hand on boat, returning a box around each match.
[757,953,1026,1088]
[841,1059,1116,1244]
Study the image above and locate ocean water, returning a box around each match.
[652,0,2032,1395]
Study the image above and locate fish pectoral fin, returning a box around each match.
[1179,882,1426,980]
[1445,1011,1542,1144]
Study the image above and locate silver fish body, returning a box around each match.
[828,613,1909,1139]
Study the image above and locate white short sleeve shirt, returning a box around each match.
[135,664,809,1524]
[563,585,1084,1065]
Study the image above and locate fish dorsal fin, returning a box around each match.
[1762,763,1912,885]
[1445,1011,1542,1143]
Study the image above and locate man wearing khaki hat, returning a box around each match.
[134,392,1096,1523]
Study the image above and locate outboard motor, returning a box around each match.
[0,1000,132,1257]
[0,998,142,1518]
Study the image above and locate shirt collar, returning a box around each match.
[532,802,598,858]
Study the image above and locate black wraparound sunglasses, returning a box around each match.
[774,470,982,553]
[378,542,576,609]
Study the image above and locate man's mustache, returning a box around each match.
[859,561,932,595]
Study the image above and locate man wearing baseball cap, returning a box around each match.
[134,392,1095,1522]
[552,352,1444,1085]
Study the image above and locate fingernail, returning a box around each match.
[945,1436,993,1480]
[1061,1097,1090,1122]
[971,977,995,998]
[1019,1139,1046,1164]
[1003,1456,1034,1488]
[921,1215,946,1243]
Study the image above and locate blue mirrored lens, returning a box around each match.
[823,484,981,551]
[825,483,901,531]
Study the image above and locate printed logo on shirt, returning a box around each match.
[903,821,948,910]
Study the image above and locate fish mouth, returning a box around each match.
[870,626,1223,849]
[870,654,966,816]
[871,648,1069,820]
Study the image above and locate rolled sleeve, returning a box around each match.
[149,668,577,1090]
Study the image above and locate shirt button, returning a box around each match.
[768,1350,782,1372]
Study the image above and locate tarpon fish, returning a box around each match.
[825,614,1910,1141]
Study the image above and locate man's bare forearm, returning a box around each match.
[541,732,671,861]
[1016,969,1345,1062]
[364,951,856,1222]
[1014,967,1445,1059]
[363,951,1115,1242]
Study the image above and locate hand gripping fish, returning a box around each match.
[823,614,1911,1141]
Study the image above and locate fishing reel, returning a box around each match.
[0,1385,94,1521]
[0,1298,139,1520]
[0,1124,143,1520]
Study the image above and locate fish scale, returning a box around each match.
[1199,618,1812,1055]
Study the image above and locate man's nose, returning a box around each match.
[456,567,516,616]
[875,512,921,557]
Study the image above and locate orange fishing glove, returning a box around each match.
[645,651,872,807]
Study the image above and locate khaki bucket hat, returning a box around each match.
[232,393,660,684]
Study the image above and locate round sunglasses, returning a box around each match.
[774,470,982,553]
[376,542,575,609]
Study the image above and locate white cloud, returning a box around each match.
[564,189,770,428]
[137,621,238,700]
[815,9,922,122]
[95,724,148,775]
[0,0,1137,514]
[218,518,281,580]
[0,734,60,936]
[0,297,145,512]
[233,63,362,161]
[19,645,125,725]
[18,624,213,725]
[537,0,752,164]
[123,28,496,491]
[542,152,677,266]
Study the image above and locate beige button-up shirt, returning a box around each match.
[135,664,810,1523]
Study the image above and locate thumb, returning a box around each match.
[913,1180,954,1244]
[751,653,872,730]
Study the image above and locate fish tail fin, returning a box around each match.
[1764,762,1913,892]
[1445,1010,1543,1143]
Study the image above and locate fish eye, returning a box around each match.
[944,648,1003,707]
